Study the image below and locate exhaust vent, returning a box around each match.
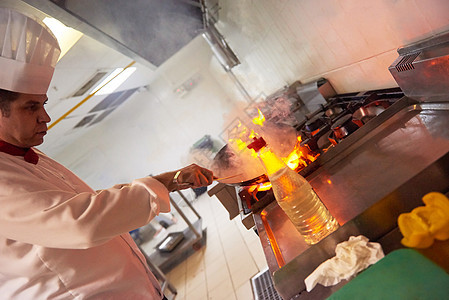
[389,30,449,98]
[251,269,283,300]
[72,71,108,97]
[394,52,420,72]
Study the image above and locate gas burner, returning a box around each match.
[238,186,274,214]
[329,114,360,145]
[214,87,406,217]
[297,87,404,153]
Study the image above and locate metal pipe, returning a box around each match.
[169,195,201,239]
[227,69,253,103]
[176,190,202,220]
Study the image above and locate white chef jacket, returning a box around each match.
[0,149,171,299]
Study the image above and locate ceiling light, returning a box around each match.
[43,17,83,61]
[91,67,137,95]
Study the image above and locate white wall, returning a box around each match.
[217,0,449,96]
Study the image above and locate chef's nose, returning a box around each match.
[38,107,51,123]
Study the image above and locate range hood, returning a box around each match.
[21,0,205,68]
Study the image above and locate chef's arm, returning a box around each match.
[0,177,170,249]
[152,163,214,192]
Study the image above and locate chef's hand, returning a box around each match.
[153,164,214,192]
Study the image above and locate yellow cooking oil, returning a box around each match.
[271,167,339,245]
[249,137,339,245]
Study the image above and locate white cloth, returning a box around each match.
[304,235,384,292]
[0,150,170,299]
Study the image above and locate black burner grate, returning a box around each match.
[251,269,283,300]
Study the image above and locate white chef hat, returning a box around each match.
[0,8,61,94]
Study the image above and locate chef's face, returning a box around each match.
[0,93,51,148]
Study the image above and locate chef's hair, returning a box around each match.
[0,88,20,117]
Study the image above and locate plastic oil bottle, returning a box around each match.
[248,137,339,245]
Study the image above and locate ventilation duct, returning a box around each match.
[202,23,240,71]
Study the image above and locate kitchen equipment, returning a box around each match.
[210,144,267,186]
[216,174,268,187]
[325,105,344,118]
[352,105,385,125]
[148,190,206,273]
[296,78,337,115]
[249,32,449,299]
[389,30,449,98]
[328,249,449,299]
[213,173,243,182]
[330,114,360,141]
[157,232,184,252]
[259,100,449,300]
[210,87,406,226]
[297,88,403,153]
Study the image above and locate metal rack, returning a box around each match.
[142,190,207,298]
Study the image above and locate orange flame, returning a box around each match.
[283,136,319,170]
[227,109,322,195]
[248,181,273,193]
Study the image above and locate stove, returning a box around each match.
[236,87,405,217]
[208,30,449,300]
[297,87,404,153]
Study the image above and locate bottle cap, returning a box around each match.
[247,137,266,152]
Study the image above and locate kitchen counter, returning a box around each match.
[253,98,449,299]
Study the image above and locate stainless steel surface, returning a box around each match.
[202,22,240,71]
[255,99,449,299]
[352,105,385,124]
[298,96,416,177]
[296,78,336,116]
[22,0,205,67]
[389,30,449,98]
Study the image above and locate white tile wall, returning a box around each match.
[219,0,449,95]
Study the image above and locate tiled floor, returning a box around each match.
[159,189,268,300]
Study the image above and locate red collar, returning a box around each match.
[0,141,39,164]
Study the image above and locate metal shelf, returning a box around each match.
[139,190,207,298]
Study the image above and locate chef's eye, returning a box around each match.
[25,104,40,111]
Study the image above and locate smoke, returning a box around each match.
[209,97,298,182]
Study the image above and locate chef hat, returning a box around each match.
[0,8,61,94]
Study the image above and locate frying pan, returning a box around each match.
[210,144,268,186]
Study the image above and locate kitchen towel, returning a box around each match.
[304,235,384,292]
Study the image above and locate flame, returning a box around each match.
[252,108,265,126]
[246,136,320,195]
[227,110,322,196]
[283,136,319,170]
[248,181,273,193]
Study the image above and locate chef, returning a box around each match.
[0,8,213,299]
